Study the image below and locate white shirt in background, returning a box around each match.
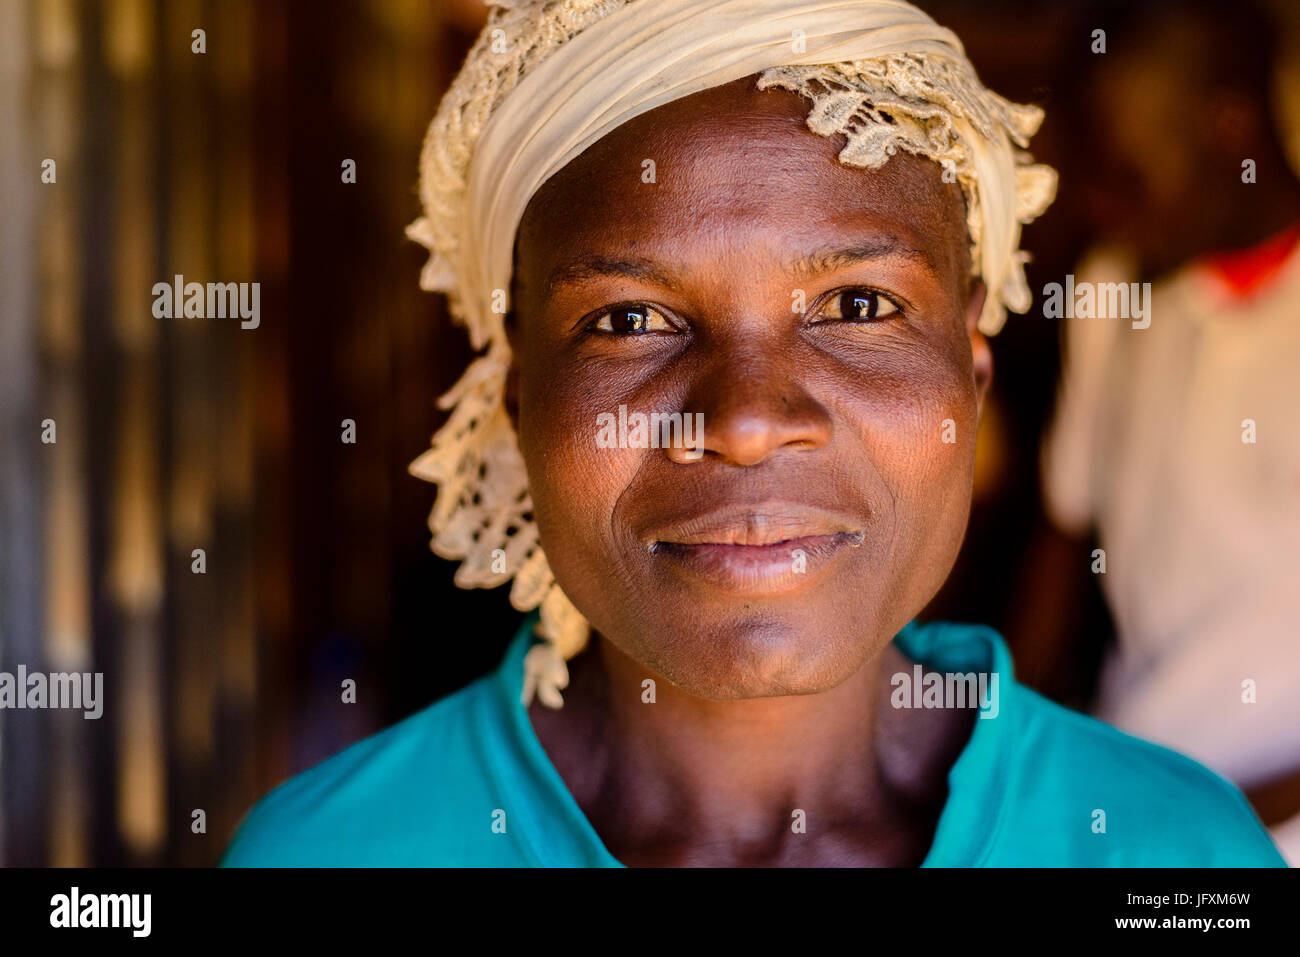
[1042,242,1300,864]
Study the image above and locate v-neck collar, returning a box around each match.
[490,614,1013,867]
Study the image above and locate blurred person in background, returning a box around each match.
[1014,0,1300,862]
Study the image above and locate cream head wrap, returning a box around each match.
[406,0,1058,708]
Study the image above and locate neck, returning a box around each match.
[1210,158,1300,253]
[530,628,970,866]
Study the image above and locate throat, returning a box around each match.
[526,639,972,867]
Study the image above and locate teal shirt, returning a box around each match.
[221,615,1286,867]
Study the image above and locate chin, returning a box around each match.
[640,606,872,700]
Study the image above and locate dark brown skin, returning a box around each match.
[503,77,991,866]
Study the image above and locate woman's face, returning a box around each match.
[508,77,990,700]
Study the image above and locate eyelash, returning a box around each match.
[583,302,678,337]
[809,287,904,324]
[581,287,906,337]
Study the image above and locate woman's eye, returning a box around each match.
[592,304,674,334]
[818,289,900,322]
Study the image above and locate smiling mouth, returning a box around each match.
[650,531,863,555]
[644,506,865,593]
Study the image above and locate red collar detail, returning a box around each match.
[1199,224,1300,299]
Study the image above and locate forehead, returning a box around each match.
[515,76,971,290]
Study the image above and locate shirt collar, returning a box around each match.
[493,613,1015,867]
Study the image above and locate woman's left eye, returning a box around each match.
[591,304,675,334]
[816,289,900,322]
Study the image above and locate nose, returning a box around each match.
[665,340,832,467]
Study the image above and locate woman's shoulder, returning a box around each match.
[220,672,504,867]
[1000,680,1286,866]
[907,619,1283,865]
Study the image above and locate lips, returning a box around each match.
[643,504,865,593]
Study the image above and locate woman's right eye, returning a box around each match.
[591,304,674,334]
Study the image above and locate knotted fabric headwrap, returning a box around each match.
[406,0,1058,709]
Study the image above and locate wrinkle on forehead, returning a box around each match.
[514,76,971,307]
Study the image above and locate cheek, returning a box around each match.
[514,344,650,612]
[834,336,977,564]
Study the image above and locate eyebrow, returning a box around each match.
[790,238,939,282]
[546,255,683,294]
[543,236,938,294]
